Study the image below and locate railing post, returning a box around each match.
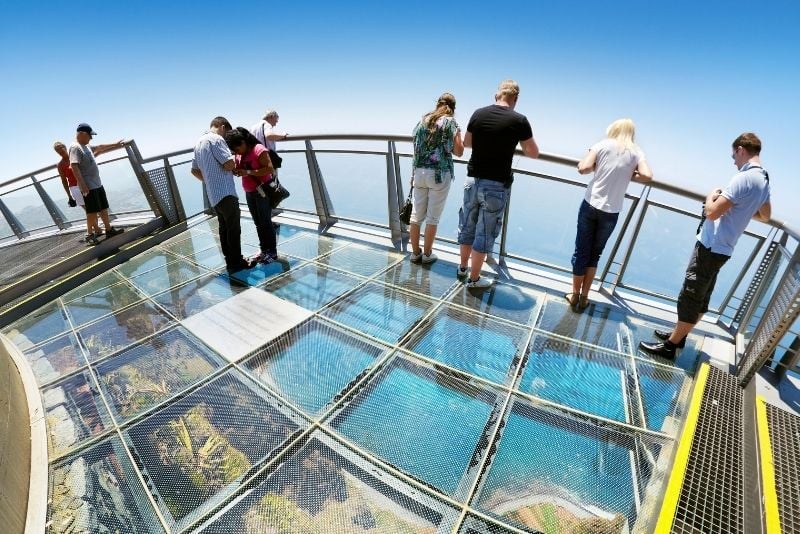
[304,140,338,231]
[0,195,28,238]
[607,186,652,293]
[124,140,165,220]
[386,141,404,250]
[163,157,187,222]
[599,194,641,287]
[498,186,511,260]
[31,175,69,230]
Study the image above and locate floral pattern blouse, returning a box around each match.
[412,116,459,183]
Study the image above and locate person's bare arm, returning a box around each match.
[266,131,288,141]
[753,201,772,222]
[92,140,126,157]
[57,166,71,197]
[577,149,597,175]
[222,159,236,171]
[452,129,464,158]
[71,164,89,195]
[631,160,653,183]
[234,152,275,179]
[520,137,539,159]
[463,131,472,148]
[704,188,733,221]
[191,168,203,181]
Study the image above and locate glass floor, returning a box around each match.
[2,216,700,533]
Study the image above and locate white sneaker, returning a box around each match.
[420,253,438,264]
[457,266,468,278]
[466,277,494,289]
[409,251,422,263]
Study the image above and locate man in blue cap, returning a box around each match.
[68,123,126,244]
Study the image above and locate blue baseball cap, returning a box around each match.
[77,123,98,135]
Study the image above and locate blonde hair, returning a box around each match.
[496,80,520,100]
[606,118,637,152]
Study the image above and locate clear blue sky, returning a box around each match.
[2,0,798,226]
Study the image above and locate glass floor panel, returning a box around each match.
[459,514,519,533]
[263,262,362,311]
[226,256,300,286]
[63,280,146,327]
[48,436,165,533]
[321,282,435,343]
[636,360,691,432]
[317,243,404,278]
[199,433,460,533]
[379,258,460,299]
[159,231,219,258]
[536,294,630,352]
[276,232,343,260]
[520,334,631,423]
[3,301,69,348]
[43,370,112,458]
[450,281,542,325]
[628,316,703,373]
[151,275,249,320]
[115,249,179,279]
[406,304,530,385]
[22,332,85,386]
[59,270,123,303]
[127,260,210,296]
[474,398,639,533]
[187,244,260,271]
[124,369,304,529]
[330,356,496,496]
[77,301,174,362]
[243,318,385,415]
[95,327,224,422]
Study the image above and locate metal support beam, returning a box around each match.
[31,175,69,230]
[386,141,404,250]
[599,194,642,287]
[609,186,652,293]
[304,140,338,231]
[0,196,28,239]
[163,157,187,222]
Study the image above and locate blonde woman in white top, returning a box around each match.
[567,118,652,312]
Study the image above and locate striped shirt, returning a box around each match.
[191,131,237,207]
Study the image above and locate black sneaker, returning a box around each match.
[638,340,677,359]
[85,234,100,246]
[104,226,124,238]
[654,329,686,348]
[226,257,257,272]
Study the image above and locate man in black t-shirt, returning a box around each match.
[457,80,540,289]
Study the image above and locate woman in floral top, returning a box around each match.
[409,93,464,263]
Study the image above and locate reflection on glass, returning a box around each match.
[64,281,145,326]
[318,244,403,278]
[3,302,69,347]
[381,259,458,299]
[451,282,540,325]
[127,260,209,296]
[23,333,85,385]
[265,263,361,310]
[44,371,112,457]
[277,233,341,260]
[332,358,495,495]
[78,301,173,361]
[152,275,248,319]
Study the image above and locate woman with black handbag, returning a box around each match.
[225,127,279,264]
[408,93,464,264]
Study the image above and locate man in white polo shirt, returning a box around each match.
[640,132,772,358]
[191,116,255,272]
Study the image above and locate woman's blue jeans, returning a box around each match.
[571,199,619,276]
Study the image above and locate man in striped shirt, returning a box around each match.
[191,116,255,271]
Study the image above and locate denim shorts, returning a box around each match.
[571,199,619,275]
[457,177,508,254]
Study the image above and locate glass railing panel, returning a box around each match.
[274,150,315,213]
[1,181,55,232]
[0,210,13,239]
[36,174,87,224]
[95,156,151,214]
[317,153,388,225]
[169,160,206,218]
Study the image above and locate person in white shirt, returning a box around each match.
[250,109,288,178]
[568,118,652,312]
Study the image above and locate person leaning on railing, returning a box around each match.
[457,80,540,289]
[639,132,772,359]
[408,92,464,265]
[568,118,652,313]
[250,109,288,179]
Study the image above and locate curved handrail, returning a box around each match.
[2,134,796,240]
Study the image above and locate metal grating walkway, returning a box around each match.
[763,400,800,533]
[658,364,745,534]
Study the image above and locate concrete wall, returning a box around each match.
[0,340,31,533]
[0,336,47,534]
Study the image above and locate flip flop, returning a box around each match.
[564,293,580,313]
[579,295,590,311]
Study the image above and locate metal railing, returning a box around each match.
[1,133,798,385]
